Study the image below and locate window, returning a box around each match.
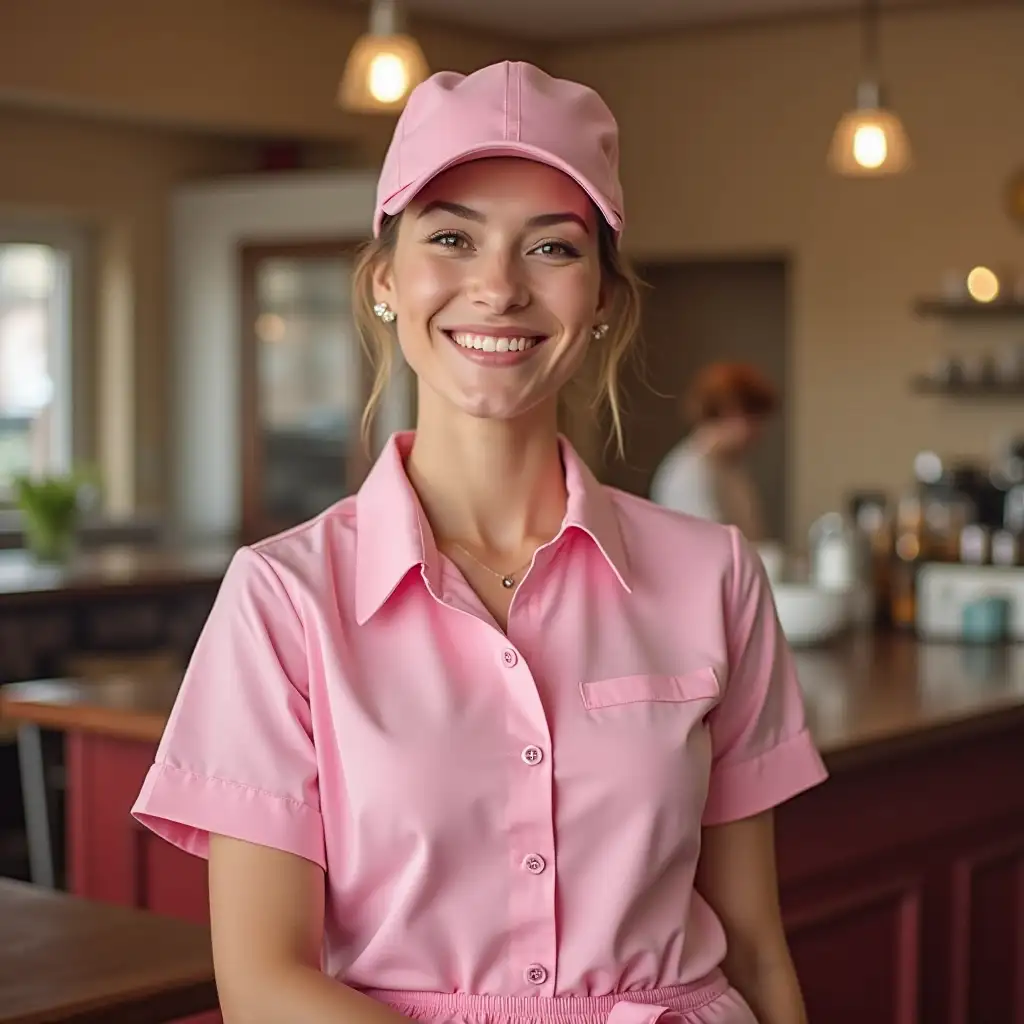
[0,242,73,494]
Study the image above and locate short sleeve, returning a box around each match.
[131,546,324,869]
[701,527,828,826]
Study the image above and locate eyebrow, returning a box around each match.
[416,200,591,234]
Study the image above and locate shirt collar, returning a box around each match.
[355,431,631,625]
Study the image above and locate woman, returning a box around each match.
[132,62,826,1024]
[650,363,778,541]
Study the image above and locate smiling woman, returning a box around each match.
[132,61,825,1024]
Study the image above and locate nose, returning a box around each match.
[468,247,529,314]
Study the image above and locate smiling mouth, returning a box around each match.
[444,330,547,354]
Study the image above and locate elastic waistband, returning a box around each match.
[362,970,729,1023]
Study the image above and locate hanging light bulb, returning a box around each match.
[828,0,912,176]
[338,0,430,114]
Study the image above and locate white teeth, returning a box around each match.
[449,332,539,353]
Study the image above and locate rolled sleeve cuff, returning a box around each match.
[702,728,828,827]
[131,762,326,871]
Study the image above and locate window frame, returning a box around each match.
[0,221,91,507]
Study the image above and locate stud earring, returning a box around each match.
[373,302,397,324]
[592,323,609,340]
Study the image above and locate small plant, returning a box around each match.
[12,468,101,563]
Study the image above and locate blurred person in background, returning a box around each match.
[650,362,778,540]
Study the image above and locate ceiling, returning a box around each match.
[404,0,941,40]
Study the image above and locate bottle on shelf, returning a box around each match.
[889,492,924,631]
[849,493,892,627]
[990,529,1020,567]
[958,524,991,565]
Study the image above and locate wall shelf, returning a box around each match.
[910,374,1024,397]
[914,298,1024,318]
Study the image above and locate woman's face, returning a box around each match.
[372,157,605,423]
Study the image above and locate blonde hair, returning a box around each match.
[352,211,643,457]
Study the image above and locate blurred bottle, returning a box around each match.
[890,492,923,631]
[849,492,892,626]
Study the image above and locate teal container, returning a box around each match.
[961,595,1011,644]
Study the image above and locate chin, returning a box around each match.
[426,378,553,423]
[450,392,550,422]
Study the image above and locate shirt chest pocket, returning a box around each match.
[575,669,720,810]
[579,668,720,711]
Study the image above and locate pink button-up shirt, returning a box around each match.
[133,431,826,997]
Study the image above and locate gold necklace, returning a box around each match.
[450,541,534,589]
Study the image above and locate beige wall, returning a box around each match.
[548,5,1024,540]
[0,0,534,146]
[2,3,1022,538]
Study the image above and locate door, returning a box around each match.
[239,240,370,544]
[598,258,789,541]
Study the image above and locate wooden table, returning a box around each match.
[0,878,217,1023]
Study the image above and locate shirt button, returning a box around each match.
[521,745,543,766]
[502,648,518,667]
[523,854,546,874]
[525,963,548,986]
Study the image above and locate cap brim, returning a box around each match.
[375,141,623,237]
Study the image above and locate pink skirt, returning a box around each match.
[363,970,758,1024]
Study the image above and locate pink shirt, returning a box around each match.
[132,431,826,997]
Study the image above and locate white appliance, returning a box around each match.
[916,562,1024,641]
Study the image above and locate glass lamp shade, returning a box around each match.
[828,107,912,176]
[338,33,430,114]
[828,80,912,177]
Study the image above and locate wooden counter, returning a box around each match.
[3,632,1023,765]
[2,632,1023,1024]
[794,631,1024,766]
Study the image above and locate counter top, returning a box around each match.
[2,634,1023,766]
[794,632,1024,767]
[0,544,233,604]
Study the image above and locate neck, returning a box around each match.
[691,424,737,463]
[406,393,568,555]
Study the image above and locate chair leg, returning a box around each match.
[17,724,55,888]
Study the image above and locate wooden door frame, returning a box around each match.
[238,238,370,545]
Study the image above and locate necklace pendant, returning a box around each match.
[501,575,515,589]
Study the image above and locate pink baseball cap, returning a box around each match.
[373,61,624,238]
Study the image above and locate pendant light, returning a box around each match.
[338,0,430,114]
[828,0,911,176]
